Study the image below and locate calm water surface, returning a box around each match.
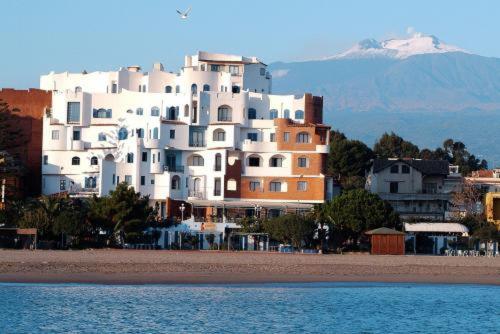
[0,282,498,333]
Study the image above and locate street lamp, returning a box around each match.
[180,203,185,221]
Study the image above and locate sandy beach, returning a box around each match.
[0,249,498,285]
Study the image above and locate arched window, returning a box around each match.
[171,175,181,190]
[298,156,309,168]
[188,154,204,166]
[175,85,180,93]
[168,107,177,120]
[165,85,172,93]
[104,154,115,161]
[184,104,189,117]
[213,128,226,141]
[126,109,133,114]
[283,109,290,119]
[191,83,198,96]
[142,84,146,92]
[269,109,278,119]
[247,154,262,167]
[151,106,160,116]
[269,155,284,167]
[232,86,240,94]
[296,132,311,143]
[75,86,82,93]
[71,156,80,165]
[127,153,134,163]
[217,105,232,122]
[90,156,98,166]
[153,127,159,140]
[295,110,304,119]
[118,128,128,140]
[136,108,143,115]
[248,108,257,120]
[215,153,222,171]
[203,84,210,92]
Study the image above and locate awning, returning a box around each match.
[404,223,469,235]
[187,199,313,210]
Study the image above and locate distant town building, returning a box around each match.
[39,51,332,222]
[466,169,500,193]
[365,158,462,220]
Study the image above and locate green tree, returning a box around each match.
[373,132,420,159]
[263,214,317,249]
[441,139,487,175]
[324,189,400,247]
[328,130,374,189]
[52,198,89,247]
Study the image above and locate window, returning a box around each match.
[170,129,175,139]
[126,109,133,114]
[125,175,132,185]
[72,156,80,165]
[298,157,308,168]
[213,129,226,141]
[229,65,239,75]
[142,85,146,92]
[232,86,240,94]
[184,104,189,117]
[139,85,142,92]
[248,156,261,167]
[151,107,160,116]
[67,102,80,123]
[270,133,276,142]
[203,84,210,92]
[118,128,128,140]
[269,109,278,119]
[270,156,283,167]
[283,109,290,119]
[140,176,146,186]
[175,85,180,93]
[295,110,304,119]
[116,176,120,184]
[390,165,399,174]
[112,174,116,185]
[215,153,222,171]
[283,132,290,142]
[151,179,155,185]
[127,153,134,163]
[171,175,180,190]
[296,132,310,143]
[248,108,257,120]
[249,181,260,192]
[51,130,59,140]
[90,156,98,166]
[247,133,258,142]
[152,127,159,140]
[72,130,81,141]
[297,181,308,191]
[270,181,282,192]
[211,64,220,72]
[217,105,232,122]
[165,86,172,93]
[227,179,237,191]
[189,155,204,166]
[75,86,82,93]
[111,82,117,93]
[260,68,266,76]
[390,182,399,193]
[191,84,198,96]
[93,108,112,118]
[167,107,177,120]
[60,179,66,191]
[43,155,48,165]
[85,177,97,189]
[136,108,143,115]
[98,133,106,141]
[402,165,410,174]
[142,152,147,162]
[214,178,221,196]
[423,183,437,194]
[136,128,144,138]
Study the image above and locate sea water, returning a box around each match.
[0,282,498,333]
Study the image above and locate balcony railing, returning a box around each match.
[188,190,205,199]
[189,140,206,147]
[164,165,185,173]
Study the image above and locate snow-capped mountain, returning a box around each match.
[269,34,500,165]
[324,33,467,60]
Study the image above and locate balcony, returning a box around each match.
[164,165,185,173]
[189,140,206,148]
[188,190,205,199]
[378,192,451,201]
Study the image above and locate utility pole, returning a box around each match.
[1,178,5,209]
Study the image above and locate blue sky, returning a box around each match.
[1,0,499,88]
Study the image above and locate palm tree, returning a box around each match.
[310,203,333,252]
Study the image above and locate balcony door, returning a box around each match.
[166,154,176,171]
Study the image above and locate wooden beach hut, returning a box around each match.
[366,227,405,255]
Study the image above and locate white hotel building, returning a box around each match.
[40,51,332,222]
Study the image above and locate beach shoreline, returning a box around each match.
[0,249,498,285]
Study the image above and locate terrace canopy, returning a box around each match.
[404,223,469,236]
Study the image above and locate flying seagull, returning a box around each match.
[177,7,191,19]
